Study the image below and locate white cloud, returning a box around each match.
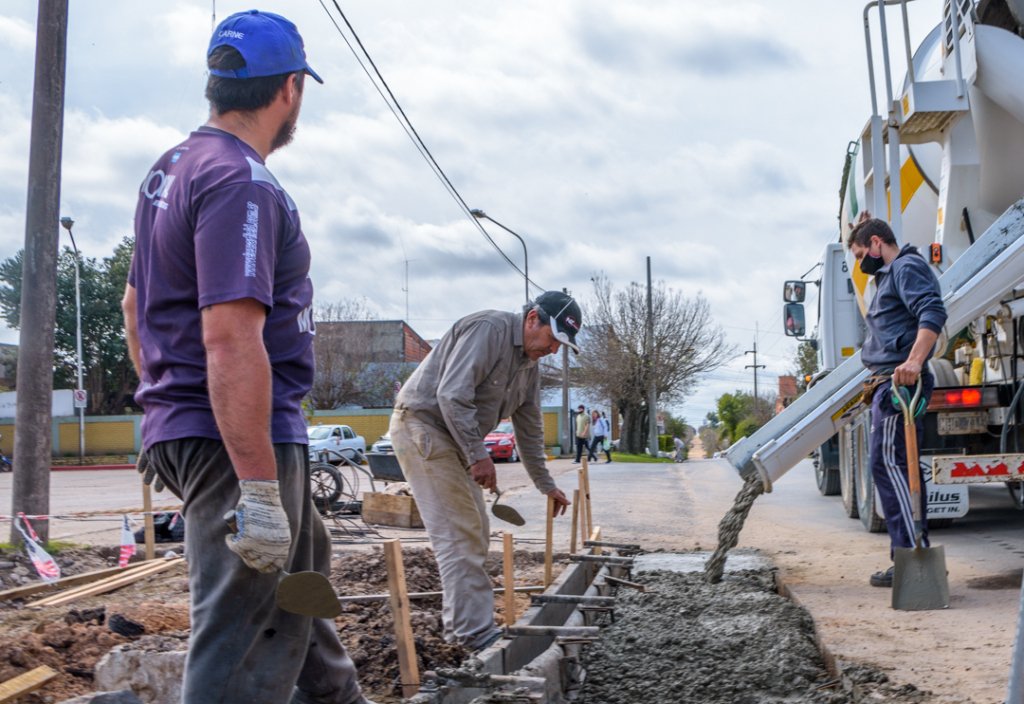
[0,0,948,422]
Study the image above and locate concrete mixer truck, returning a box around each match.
[727,0,1024,529]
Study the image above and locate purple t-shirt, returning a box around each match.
[129,127,314,448]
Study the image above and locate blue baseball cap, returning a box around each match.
[208,10,323,84]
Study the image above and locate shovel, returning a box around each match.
[491,489,526,526]
[224,510,343,619]
[891,378,950,611]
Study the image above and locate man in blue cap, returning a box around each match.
[123,11,374,703]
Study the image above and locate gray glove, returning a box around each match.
[136,450,164,493]
[225,480,291,573]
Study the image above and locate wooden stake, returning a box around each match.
[0,665,57,703]
[142,480,155,561]
[544,495,554,587]
[503,532,516,624]
[581,459,594,546]
[383,539,419,699]
[569,489,580,554]
[577,469,589,546]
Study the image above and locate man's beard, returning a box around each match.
[270,108,299,153]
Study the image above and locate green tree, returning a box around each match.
[792,340,819,393]
[0,238,139,414]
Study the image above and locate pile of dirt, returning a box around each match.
[0,543,555,703]
[580,569,931,704]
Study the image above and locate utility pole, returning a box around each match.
[745,339,766,400]
[646,257,658,456]
[561,287,571,456]
[12,0,69,544]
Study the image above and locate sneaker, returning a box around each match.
[869,566,894,588]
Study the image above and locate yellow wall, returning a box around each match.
[313,414,391,445]
[57,421,135,455]
[314,409,564,448]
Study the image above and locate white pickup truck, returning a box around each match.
[307,424,365,463]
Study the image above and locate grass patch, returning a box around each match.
[608,452,672,464]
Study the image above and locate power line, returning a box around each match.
[316,0,541,291]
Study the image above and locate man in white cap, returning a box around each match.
[124,10,373,703]
[389,292,579,651]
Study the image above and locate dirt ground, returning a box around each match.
[0,544,556,703]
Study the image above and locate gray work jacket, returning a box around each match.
[395,310,556,494]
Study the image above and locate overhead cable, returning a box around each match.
[317,0,543,292]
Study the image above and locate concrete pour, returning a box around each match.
[579,552,929,704]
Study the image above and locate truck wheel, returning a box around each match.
[813,451,841,497]
[856,459,886,533]
[1008,481,1024,510]
[310,462,344,511]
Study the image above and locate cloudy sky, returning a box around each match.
[0,1,943,424]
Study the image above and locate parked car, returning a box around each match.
[484,420,518,462]
[371,432,393,454]
[307,424,365,463]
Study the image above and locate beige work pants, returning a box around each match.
[389,411,496,648]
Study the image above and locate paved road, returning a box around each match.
[2,457,1021,701]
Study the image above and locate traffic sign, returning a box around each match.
[73,389,87,408]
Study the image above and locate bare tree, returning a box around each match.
[309,298,378,410]
[575,274,735,453]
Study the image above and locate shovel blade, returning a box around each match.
[276,571,343,619]
[491,504,526,526]
[892,544,949,611]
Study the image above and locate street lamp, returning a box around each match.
[59,216,85,461]
[470,209,530,305]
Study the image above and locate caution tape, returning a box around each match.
[0,505,182,522]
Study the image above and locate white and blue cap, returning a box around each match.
[208,10,323,84]
[534,291,582,354]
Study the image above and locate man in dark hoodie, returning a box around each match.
[848,214,947,588]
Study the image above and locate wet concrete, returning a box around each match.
[580,554,931,704]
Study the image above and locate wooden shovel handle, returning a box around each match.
[904,416,922,523]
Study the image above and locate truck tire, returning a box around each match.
[1008,480,1024,510]
[813,444,841,497]
[856,457,886,533]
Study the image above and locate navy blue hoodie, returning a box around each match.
[861,244,947,372]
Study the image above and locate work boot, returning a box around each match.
[469,627,503,653]
[869,566,894,587]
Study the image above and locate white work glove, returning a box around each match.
[225,480,291,574]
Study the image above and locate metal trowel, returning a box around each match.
[891,380,949,611]
[224,509,343,619]
[491,489,525,526]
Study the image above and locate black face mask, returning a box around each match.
[859,253,885,276]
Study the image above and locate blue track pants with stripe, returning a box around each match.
[869,372,934,557]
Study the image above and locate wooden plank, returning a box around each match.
[0,564,135,602]
[569,488,579,554]
[544,496,554,587]
[34,558,183,607]
[503,532,516,625]
[142,480,155,561]
[362,492,423,529]
[0,665,57,702]
[383,539,419,699]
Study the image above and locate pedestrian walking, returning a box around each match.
[848,213,947,588]
[389,291,577,651]
[573,404,591,463]
[123,11,373,703]
[590,410,611,463]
